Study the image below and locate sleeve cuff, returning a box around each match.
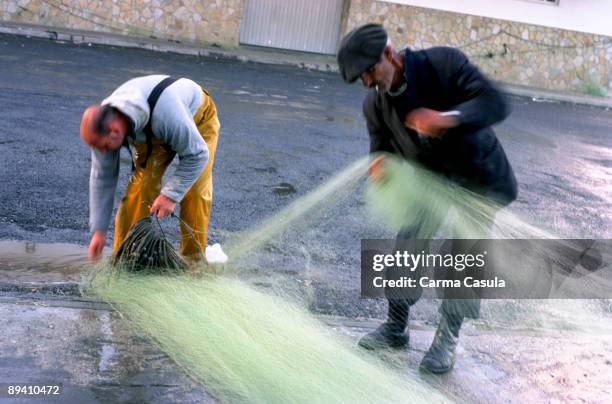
[161,189,182,204]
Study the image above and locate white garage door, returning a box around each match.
[240,0,344,55]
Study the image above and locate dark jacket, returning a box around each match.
[363,47,517,205]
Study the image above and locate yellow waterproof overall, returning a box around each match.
[113,90,220,260]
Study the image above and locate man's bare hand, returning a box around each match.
[150,194,176,218]
[404,108,458,138]
[89,230,106,261]
[368,155,386,184]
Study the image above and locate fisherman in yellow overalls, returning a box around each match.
[79,75,219,261]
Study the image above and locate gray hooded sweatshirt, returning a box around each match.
[89,75,209,233]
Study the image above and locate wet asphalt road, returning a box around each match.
[0,34,611,316]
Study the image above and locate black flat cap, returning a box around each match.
[337,24,388,83]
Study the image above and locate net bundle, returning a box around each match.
[112,216,188,274]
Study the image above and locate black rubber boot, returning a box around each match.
[358,300,409,350]
[420,315,463,374]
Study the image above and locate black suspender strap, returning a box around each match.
[122,135,136,172]
[140,76,179,169]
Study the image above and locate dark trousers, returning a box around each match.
[385,209,497,322]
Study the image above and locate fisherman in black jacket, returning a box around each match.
[337,24,518,374]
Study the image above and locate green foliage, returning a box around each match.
[583,77,608,98]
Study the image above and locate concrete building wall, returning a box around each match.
[344,0,612,95]
[0,0,243,46]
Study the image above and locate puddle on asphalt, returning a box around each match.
[272,182,297,196]
[0,55,20,62]
[230,89,251,95]
[98,311,116,373]
[0,240,92,283]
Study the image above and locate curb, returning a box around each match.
[0,22,339,73]
[1,21,611,109]
[499,83,612,110]
[0,281,81,296]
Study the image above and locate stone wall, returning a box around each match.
[0,0,243,47]
[344,0,612,95]
[2,0,611,94]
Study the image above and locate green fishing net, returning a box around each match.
[113,216,188,274]
[87,270,450,403]
[84,157,452,403]
[83,154,609,403]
